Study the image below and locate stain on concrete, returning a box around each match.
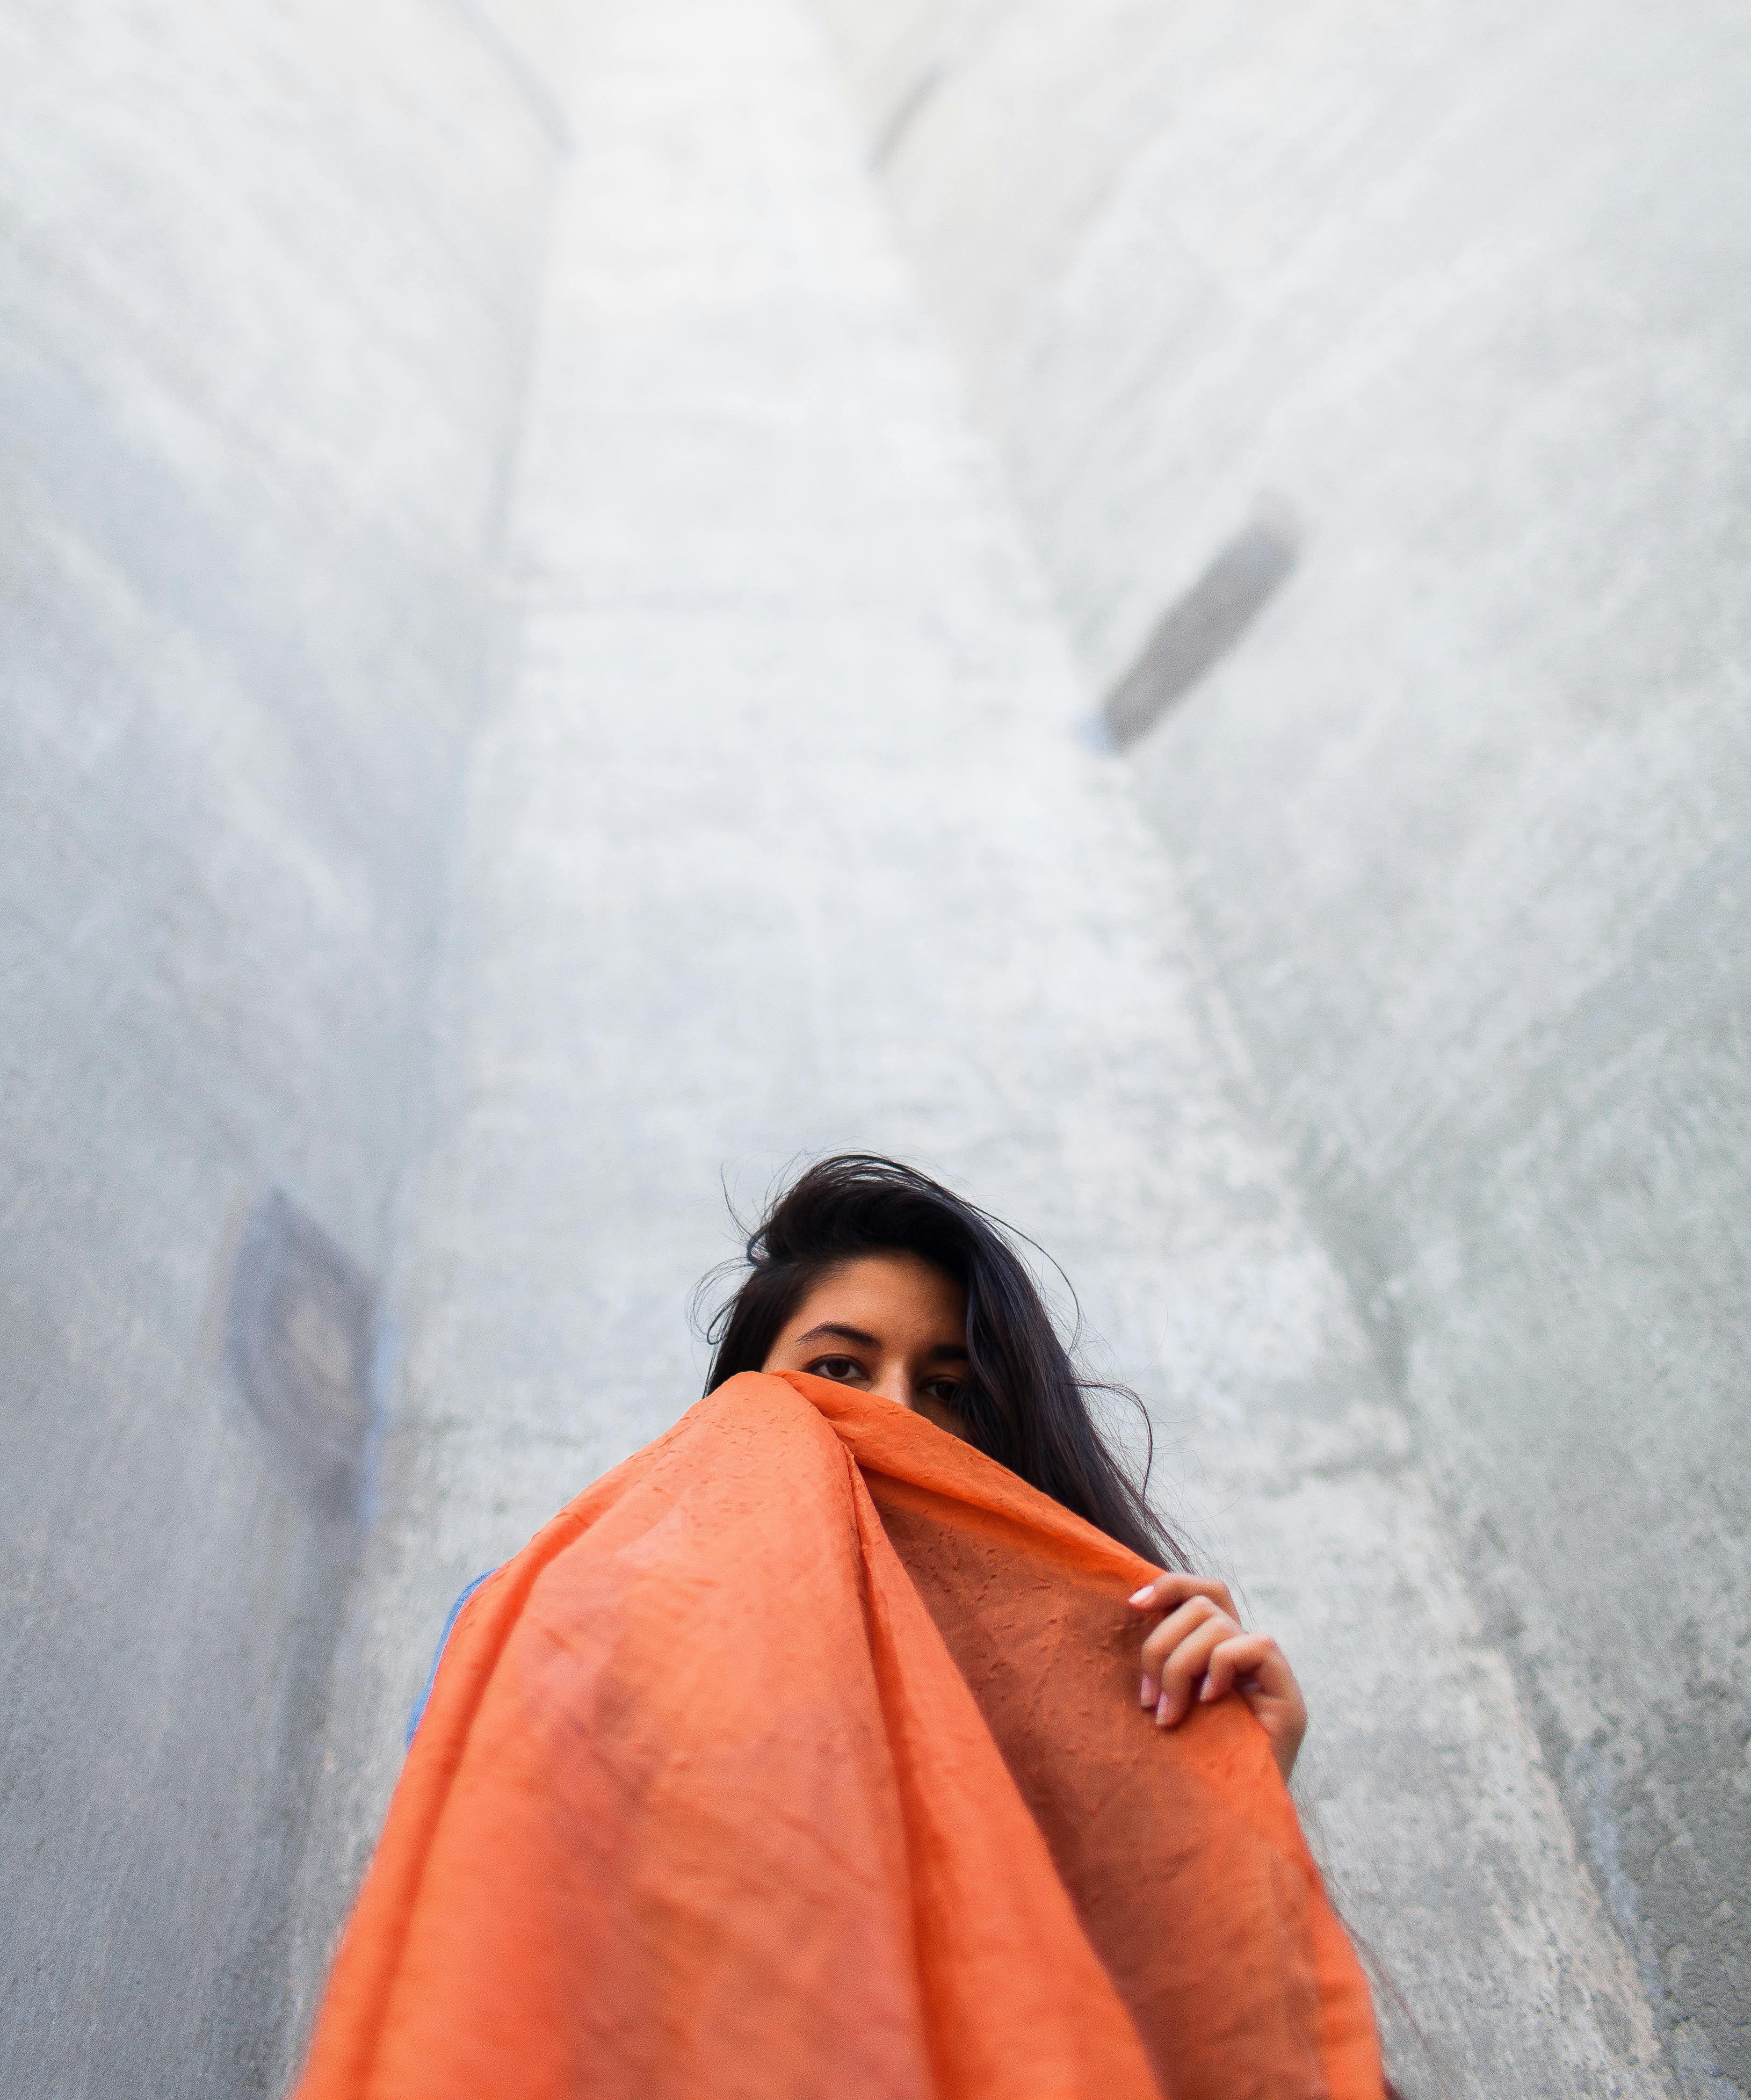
[874,60,944,167]
[226,1190,377,1523]
[1103,511,1299,748]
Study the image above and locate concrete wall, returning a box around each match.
[6,0,1744,2094]
[288,5,1678,2098]
[0,5,567,2093]
[810,2,1751,2092]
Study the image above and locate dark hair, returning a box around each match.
[701,1154,1184,1569]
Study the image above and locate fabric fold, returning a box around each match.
[295,1371,1384,2100]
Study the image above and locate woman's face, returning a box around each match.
[760,1253,969,1437]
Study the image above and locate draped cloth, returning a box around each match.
[294,1371,1385,2100]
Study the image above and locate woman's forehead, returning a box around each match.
[789,1253,965,1330]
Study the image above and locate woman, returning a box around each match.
[706,1153,1310,1779]
[298,1155,1384,2100]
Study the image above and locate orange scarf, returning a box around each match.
[296,1371,1384,2100]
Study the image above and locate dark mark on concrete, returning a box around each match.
[874,62,944,167]
[1104,509,1300,748]
[225,1190,376,1524]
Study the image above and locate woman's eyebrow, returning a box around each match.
[792,1325,969,1361]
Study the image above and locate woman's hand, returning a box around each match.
[1128,1573,1308,1781]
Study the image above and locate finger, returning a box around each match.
[1201,1635,1309,1779]
[1224,1635,1295,1703]
[1139,1596,1237,1703]
[1198,1632,1273,1706]
[1128,1572,1238,1615]
[1140,1594,1239,1695]
[1154,1616,1234,1727]
[1139,1595,1228,1703]
[1128,1571,1240,1624]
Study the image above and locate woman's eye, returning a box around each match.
[808,1356,864,1383]
[921,1380,963,1409]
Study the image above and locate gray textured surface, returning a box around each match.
[2,0,1741,2095]
[292,4,1669,2095]
[813,0,1751,2092]
[0,4,566,2093]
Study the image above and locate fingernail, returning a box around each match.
[1200,1680,1217,1702]
[1155,1694,1171,1727]
[1140,1676,1157,1708]
[1129,1586,1155,1606]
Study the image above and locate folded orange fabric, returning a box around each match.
[296,1371,1384,2100]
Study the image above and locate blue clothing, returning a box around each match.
[405,1571,496,1747]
